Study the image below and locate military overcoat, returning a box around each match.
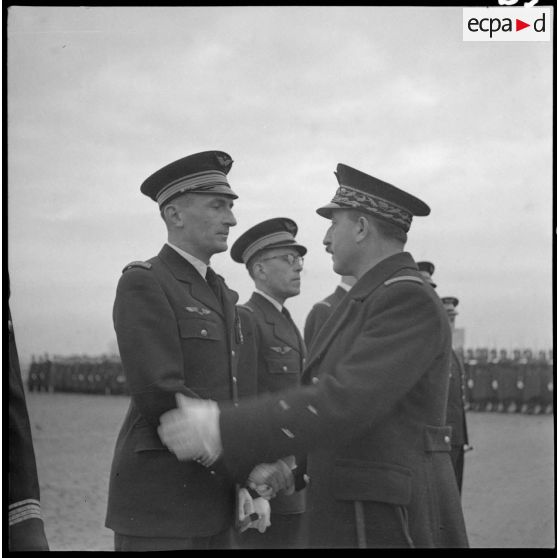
[105,244,244,538]
[219,252,469,548]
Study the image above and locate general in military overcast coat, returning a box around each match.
[105,244,244,539]
[219,252,469,548]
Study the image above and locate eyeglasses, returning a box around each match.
[259,254,304,267]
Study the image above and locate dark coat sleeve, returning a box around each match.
[9,310,49,551]
[219,282,447,481]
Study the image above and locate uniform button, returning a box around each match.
[210,470,216,475]
[312,377,319,384]
[201,329,208,337]
[234,402,239,407]
[282,365,288,372]
[444,435,451,444]
[232,376,237,383]
[231,350,236,357]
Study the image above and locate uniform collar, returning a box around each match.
[166,242,208,279]
[254,288,283,313]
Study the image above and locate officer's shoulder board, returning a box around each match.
[237,303,254,313]
[314,300,332,308]
[384,275,424,287]
[122,260,152,273]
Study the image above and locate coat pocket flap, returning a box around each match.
[266,357,301,374]
[423,425,452,452]
[332,459,412,505]
[178,318,220,341]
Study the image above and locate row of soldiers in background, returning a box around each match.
[25,345,554,414]
[26,354,127,395]
[461,348,553,415]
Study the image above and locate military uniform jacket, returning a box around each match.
[105,244,244,538]
[446,350,469,447]
[237,293,307,514]
[220,252,469,548]
[8,307,49,551]
[303,285,348,349]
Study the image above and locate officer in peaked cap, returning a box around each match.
[157,162,469,548]
[441,296,470,494]
[441,296,459,316]
[231,218,308,548]
[106,150,267,550]
[418,261,437,288]
[140,150,238,206]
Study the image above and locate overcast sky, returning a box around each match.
[7,6,554,368]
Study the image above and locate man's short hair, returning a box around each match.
[347,210,408,244]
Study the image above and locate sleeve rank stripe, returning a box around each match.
[9,498,41,510]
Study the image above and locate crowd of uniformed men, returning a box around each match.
[26,355,126,395]
[26,348,553,415]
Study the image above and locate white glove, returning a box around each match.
[158,393,222,466]
[247,457,295,499]
[237,488,271,533]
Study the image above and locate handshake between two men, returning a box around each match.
[158,393,296,534]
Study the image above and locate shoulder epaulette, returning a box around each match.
[238,304,254,313]
[384,275,424,287]
[122,261,152,273]
[315,300,332,308]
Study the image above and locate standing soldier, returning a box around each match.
[471,348,490,412]
[487,349,501,412]
[9,303,49,551]
[303,275,357,349]
[521,349,541,414]
[495,349,518,413]
[464,349,476,411]
[440,297,470,494]
[230,217,309,548]
[105,150,273,551]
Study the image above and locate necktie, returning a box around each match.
[205,267,222,304]
[281,306,293,322]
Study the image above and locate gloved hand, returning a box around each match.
[158,393,222,466]
[247,457,295,499]
[237,488,271,533]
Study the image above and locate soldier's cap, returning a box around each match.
[441,296,459,315]
[231,217,307,264]
[417,261,437,288]
[316,163,430,232]
[140,150,238,208]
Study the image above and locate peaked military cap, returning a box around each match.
[441,296,459,315]
[141,150,238,207]
[231,217,307,264]
[316,163,430,232]
[417,261,437,288]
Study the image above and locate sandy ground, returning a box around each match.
[24,391,555,551]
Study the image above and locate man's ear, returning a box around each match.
[355,215,371,243]
[163,203,183,227]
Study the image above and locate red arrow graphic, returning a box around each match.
[516,19,530,32]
